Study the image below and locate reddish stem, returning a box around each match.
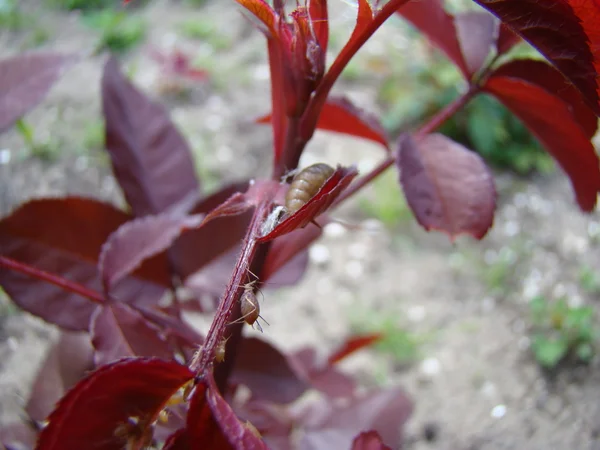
[190,194,272,376]
[0,255,105,304]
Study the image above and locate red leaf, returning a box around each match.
[351,431,392,450]
[26,332,94,422]
[231,337,308,404]
[315,97,389,150]
[0,53,77,132]
[90,303,173,366]
[453,11,497,75]
[0,198,169,331]
[397,0,469,77]
[234,0,277,36]
[185,384,233,450]
[483,63,600,211]
[398,134,496,240]
[102,57,201,217]
[98,213,203,294]
[258,166,358,242]
[487,60,598,139]
[202,192,253,223]
[206,374,268,449]
[258,96,390,151]
[300,387,412,450]
[262,226,321,284]
[163,429,191,450]
[496,23,521,55]
[171,182,252,280]
[473,0,600,116]
[36,358,193,450]
[327,333,382,365]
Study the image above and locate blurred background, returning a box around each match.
[1,0,600,448]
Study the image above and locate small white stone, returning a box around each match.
[481,381,496,397]
[324,222,347,238]
[309,244,330,265]
[491,404,507,418]
[407,305,426,322]
[345,260,364,278]
[7,336,18,351]
[348,242,368,260]
[420,357,441,376]
[0,149,11,165]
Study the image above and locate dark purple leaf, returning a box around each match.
[472,0,600,116]
[397,0,468,77]
[206,374,268,449]
[90,303,173,366]
[398,134,496,240]
[496,23,521,55]
[0,53,76,132]
[484,62,600,211]
[453,11,496,75]
[231,337,308,404]
[0,198,169,331]
[98,213,203,294]
[262,226,321,285]
[102,57,200,217]
[36,358,193,450]
[292,347,355,399]
[171,181,252,280]
[299,387,412,450]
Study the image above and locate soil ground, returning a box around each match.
[2,1,600,449]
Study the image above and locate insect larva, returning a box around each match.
[240,289,262,332]
[215,337,228,363]
[285,163,334,214]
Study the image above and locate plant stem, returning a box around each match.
[190,194,272,377]
[0,255,105,304]
[415,85,480,138]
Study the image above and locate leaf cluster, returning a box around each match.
[1,0,600,449]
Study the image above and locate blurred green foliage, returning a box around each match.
[82,9,146,54]
[379,37,555,175]
[358,169,413,229]
[179,19,231,50]
[46,0,114,11]
[579,265,600,294]
[529,296,598,369]
[0,0,25,29]
[350,308,422,365]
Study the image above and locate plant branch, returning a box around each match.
[190,194,272,377]
[0,255,105,304]
[415,85,480,138]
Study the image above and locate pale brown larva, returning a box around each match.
[215,337,228,363]
[284,163,335,214]
[241,288,262,331]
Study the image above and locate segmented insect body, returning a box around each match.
[241,288,261,331]
[215,337,227,363]
[285,163,335,214]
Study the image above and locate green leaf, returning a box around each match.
[531,335,568,368]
